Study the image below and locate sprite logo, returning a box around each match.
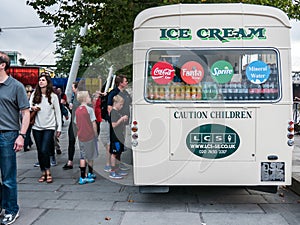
[210,60,233,84]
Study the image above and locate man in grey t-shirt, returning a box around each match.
[0,51,30,225]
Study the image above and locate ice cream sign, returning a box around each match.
[160,27,266,43]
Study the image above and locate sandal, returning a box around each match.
[46,173,53,183]
[62,163,73,170]
[38,173,46,183]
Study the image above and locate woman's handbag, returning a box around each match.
[30,111,37,125]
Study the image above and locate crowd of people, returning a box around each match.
[0,51,132,225]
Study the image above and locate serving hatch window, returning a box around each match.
[145,48,280,102]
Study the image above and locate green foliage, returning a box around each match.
[27,0,300,78]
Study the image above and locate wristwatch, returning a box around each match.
[19,133,26,139]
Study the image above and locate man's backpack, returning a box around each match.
[100,83,110,121]
[100,93,109,121]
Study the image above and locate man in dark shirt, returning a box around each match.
[0,51,30,225]
[107,75,132,123]
[107,75,132,171]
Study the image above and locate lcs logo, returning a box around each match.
[160,28,192,40]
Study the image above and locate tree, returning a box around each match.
[54,25,100,77]
[27,0,300,77]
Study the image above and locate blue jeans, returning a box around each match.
[32,129,55,171]
[24,124,33,150]
[0,131,19,215]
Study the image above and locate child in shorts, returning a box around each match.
[109,95,128,179]
[75,91,99,184]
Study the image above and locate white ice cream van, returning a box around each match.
[131,3,293,192]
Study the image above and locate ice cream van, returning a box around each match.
[131,3,293,192]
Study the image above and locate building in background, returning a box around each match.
[4,51,22,66]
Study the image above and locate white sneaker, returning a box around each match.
[1,210,19,225]
[119,163,130,171]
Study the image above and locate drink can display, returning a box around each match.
[154,86,159,100]
[169,85,175,100]
[148,85,154,100]
[175,85,181,100]
[191,86,197,99]
[180,85,185,100]
[242,82,249,100]
[159,86,165,100]
[196,86,202,100]
[185,86,191,100]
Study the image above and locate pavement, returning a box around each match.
[8,117,300,225]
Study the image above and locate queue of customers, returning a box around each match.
[0,51,134,225]
[26,74,132,182]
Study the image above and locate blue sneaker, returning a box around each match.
[109,171,123,179]
[33,162,40,167]
[50,156,57,166]
[117,170,128,176]
[87,173,96,179]
[78,177,95,185]
[104,165,112,172]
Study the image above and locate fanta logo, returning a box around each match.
[180,61,204,85]
[182,69,202,77]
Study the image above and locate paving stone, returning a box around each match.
[13,208,46,225]
[113,201,186,212]
[121,212,201,225]
[31,209,123,225]
[188,203,264,213]
[61,191,129,201]
[202,213,289,225]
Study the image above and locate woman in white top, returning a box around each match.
[30,73,62,183]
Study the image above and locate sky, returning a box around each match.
[0,0,56,65]
[0,0,300,70]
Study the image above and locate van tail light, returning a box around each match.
[131,120,138,147]
[287,120,294,146]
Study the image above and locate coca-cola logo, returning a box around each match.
[180,61,204,84]
[151,61,175,84]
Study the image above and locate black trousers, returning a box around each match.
[68,122,77,161]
